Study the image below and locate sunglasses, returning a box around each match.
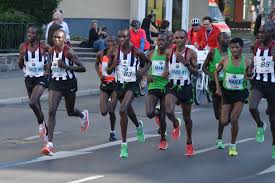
[192,24,199,27]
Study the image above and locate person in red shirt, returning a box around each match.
[187,18,202,45]
[129,20,151,51]
[197,16,220,49]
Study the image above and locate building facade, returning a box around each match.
[59,0,209,38]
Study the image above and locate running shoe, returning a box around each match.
[136,120,145,143]
[216,139,225,149]
[172,118,181,140]
[38,122,47,144]
[80,110,89,132]
[228,144,238,156]
[186,144,194,156]
[158,140,168,150]
[41,142,54,156]
[256,122,266,144]
[120,143,128,158]
[155,106,160,127]
[272,146,275,160]
[109,132,117,141]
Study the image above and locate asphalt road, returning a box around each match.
[0,95,274,183]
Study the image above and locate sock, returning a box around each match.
[47,142,53,148]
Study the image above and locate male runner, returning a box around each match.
[215,38,250,156]
[41,30,89,155]
[108,29,151,158]
[146,32,169,150]
[18,25,49,145]
[202,32,230,149]
[165,30,198,156]
[95,36,117,141]
[248,22,275,159]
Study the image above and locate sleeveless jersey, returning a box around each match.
[23,42,45,77]
[100,48,115,83]
[51,45,75,81]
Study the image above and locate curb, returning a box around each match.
[0,89,100,105]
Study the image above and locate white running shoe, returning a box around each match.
[80,110,89,132]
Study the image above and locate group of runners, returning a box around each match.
[18,17,275,159]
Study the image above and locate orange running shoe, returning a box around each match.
[172,118,181,140]
[186,144,194,156]
[41,142,54,156]
[158,140,168,150]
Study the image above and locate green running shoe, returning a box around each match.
[136,120,145,143]
[120,143,128,158]
[228,144,238,156]
[216,139,225,149]
[272,146,275,160]
[256,122,266,144]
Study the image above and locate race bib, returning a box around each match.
[101,62,111,76]
[169,63,189,80]
[51,59,66,74]
[255,56,274,73]
[196,50,209,64]
[224,73,244,90]
[152,60,165,76]
[27,58,43,73]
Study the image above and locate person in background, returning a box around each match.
[88,20,106,51]
[187,18,202,46]
[46,14,62,47]
[254,11,266,38]
[141,15,155,45]
[45,10,70,45]
[129,20,151,51]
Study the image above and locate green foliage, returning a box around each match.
[0,10,35,23]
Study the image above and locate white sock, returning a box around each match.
[81,111,86,119]
[47,142,53,148]
[110,130,115,134]
[121,142,127,145]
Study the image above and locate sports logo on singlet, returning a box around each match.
[152,60,165,76]
[224,73,244,90]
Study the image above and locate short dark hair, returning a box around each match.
[202,16,213,23]
[160,20,170,29]
[230,37,244,47]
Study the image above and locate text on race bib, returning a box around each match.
[254,56,274,73]
[224,73,244,90]
[152,60,165,76]
[169,63,189,80]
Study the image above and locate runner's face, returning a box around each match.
[221,33,230,47]
[174,32,186,47]
[106,39,114,48]
[157,35,167,50]
[53,31,65,47]
[118,31,129,46]
[230,43,242,57]
[27,27,38,42]
[258,26,272,43]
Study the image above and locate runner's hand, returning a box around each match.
[176,54,189,65]
[147,75,154,82]
[162,70,169,79]
[215,88,222,97]
[57,60,67,69]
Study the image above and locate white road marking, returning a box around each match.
[258,164,275,175]
[175,108,203,114]
[23,131,63,141]
[194,138,255,155]
[66,175,104,183]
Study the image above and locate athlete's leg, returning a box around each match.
[100,91,110,116]
[146,94,159,118]
[64,94,83,118]
[159,96,167,140]
[47,90,62,142]
[181,104,193,144]
[214,95,225,140]
[267,98,275,145]
[109,91,118,131]
[28,85,45,124]
[165,93,180,127]
[249,88,265,127]
[230,101,244,144]
[220,104,232,127]
[127,104,140,127]
[119,90,135,142]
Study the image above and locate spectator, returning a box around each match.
[254,11,266,37]
[46,14,62,46]
[159,20,170,32]
[88,20,106,51]
[187,18,202,45]
[159,20,173,48]
[197,16,220,49]
[141,15,157,45]
[269,9,275,22]
[45,10,70,44]
[129,20,150,51]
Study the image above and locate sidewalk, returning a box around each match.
[0,62,100,105]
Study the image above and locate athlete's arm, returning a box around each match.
[18,43,25,69]
[107,48,118,75]
[136,48,152,76]
[245,58,253,79]
[214,57,225,97]
[61,48,86,72]
[95,50,103,79]
[145,50,154,82]
[187,49,198,76]
[272,46,275,62]
[202,50,214,78]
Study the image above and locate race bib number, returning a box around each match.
[169,63,189,80]
[152,60,165,76]
[196,50,209,64]
[51,60,66,74]
[255,56,274,73]
[224,73,244,90]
